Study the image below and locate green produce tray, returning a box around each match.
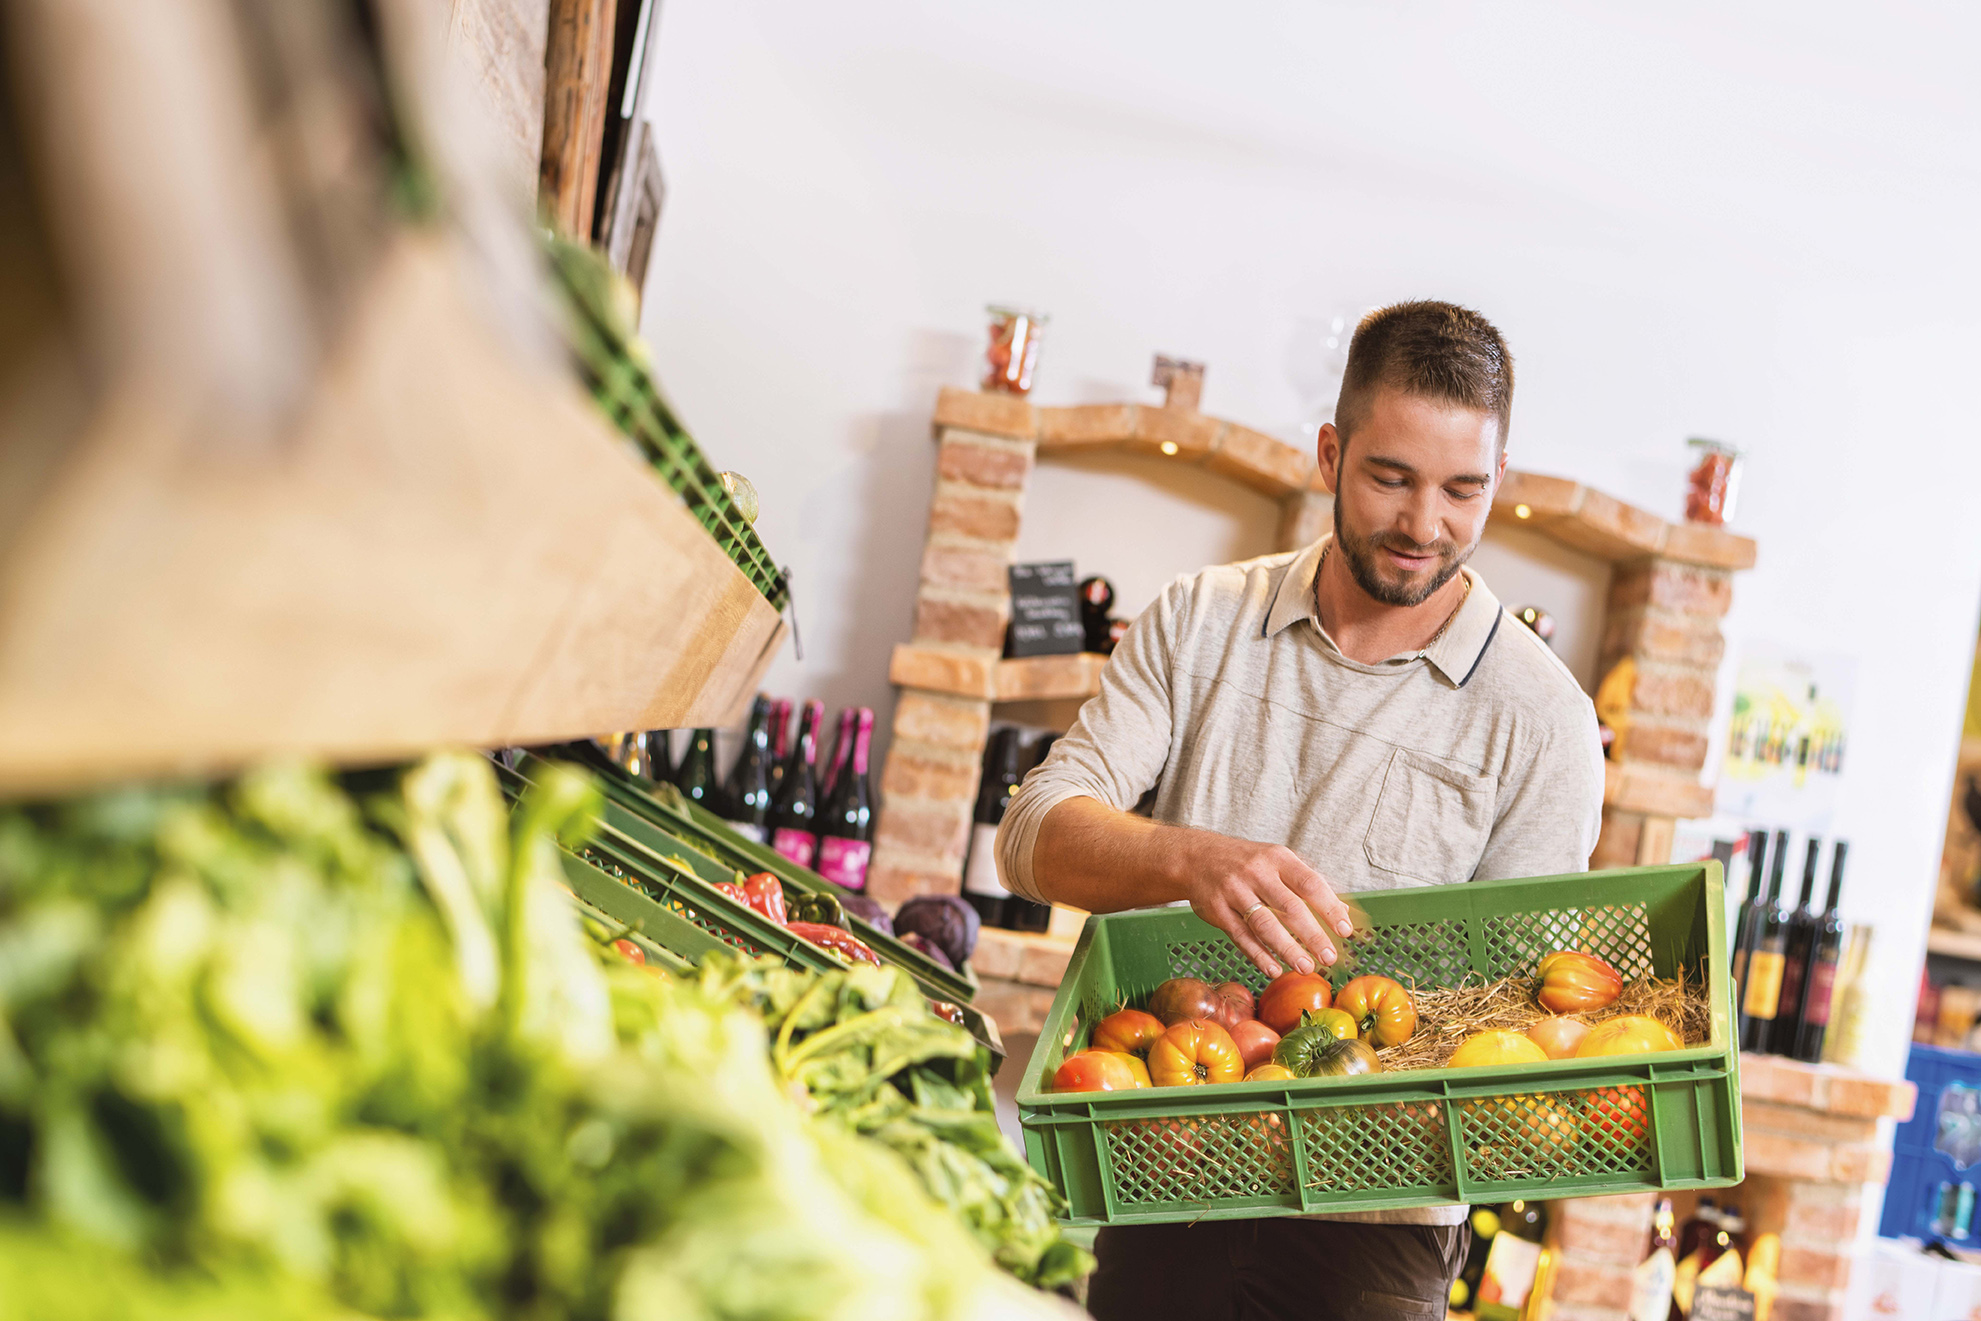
[545,239,786,611]
[1016,862,1741,1224]
[529,749,980,1006]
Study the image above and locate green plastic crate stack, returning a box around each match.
[543,236,787,612]
[1018,863,1743,1224]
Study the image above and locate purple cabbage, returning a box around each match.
[837,890,893,937]
[898,931,955,971]
[893,894,980,969]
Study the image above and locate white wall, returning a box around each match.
[639,1,1981,1080]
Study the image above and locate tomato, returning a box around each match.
[1208,980,1256,1031]
[738,872,789,926]
[1053,1050,1140,1092]
[1303,1038,1381,1077]
[1148,977,1220,1026]
[1526,1016,1590,1060]
[1273,1009,1361,1074]
[1092,1008,1166,1056]
[1335,976,1417,1048]
[1465,1094,1578,1177]
[1537,950,1623,1013]
[1575,1015,1681,1058]
[1257,971,1333,1035]
[1448,1029,1548,1069]
[1105,1052,1152,1087]
[1147,1020,1245,1086]
[1244,1063,1297,1082]
[1228,1019,1281,1071]
[1585,1085,1650,1154]
[612,938,645,965]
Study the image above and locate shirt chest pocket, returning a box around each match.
[1363,749,1497,885]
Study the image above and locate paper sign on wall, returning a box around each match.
[1715,644,1857,835]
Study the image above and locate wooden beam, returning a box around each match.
[538,0,618,237]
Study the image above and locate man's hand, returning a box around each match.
[1177,833,1356,978]
[1027,798,1357,979]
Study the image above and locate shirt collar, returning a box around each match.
[1266,534,1505,687]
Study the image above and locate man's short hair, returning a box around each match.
[1334,300,1513,449]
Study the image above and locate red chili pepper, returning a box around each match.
[928,1000,965,1025]
[612,938,646,965]
[739,872,788,926]
[788,921,884,967]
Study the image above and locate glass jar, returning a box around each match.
[1684,437,1742,525]
[983,305,1048,395]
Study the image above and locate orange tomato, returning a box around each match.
[1147,1019,1245,1087]
[1244,1063,1297,1082]
[1052,1050,1139,1092]
[1448,1029,1549,1069]
[1335,976,1417,1047]
[1228,1019,1282,1071]
[1536,950,1623,1014]
[1574,1015,1682,1057]
[1526,1016,1591,1060]
[1092,1008,1166,1056]
[1107,1052,1153,1087]
[1585,1085,1651,1154]
[1258,971,1333,1035]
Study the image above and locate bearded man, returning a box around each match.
[995,300,1603,1321]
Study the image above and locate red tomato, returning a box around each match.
[612,938,645,965]
[1335,976,1417,1048]
[1053,1050,1139,1093]
[1228,1019,1282,1071]
[1208,981,1256,1031]
[1147,1020,1245,1087]
[1092,1009,1166,1056]
[1257,971,1333,1035]
[1148,977,1221,1026]
[1585,1085,1650,1154]
[1536,950,1623,1014]
[1106,1052,1152,1087]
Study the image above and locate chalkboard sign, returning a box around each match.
[1005,561,1085,657]
[1690,1285,1756,1321]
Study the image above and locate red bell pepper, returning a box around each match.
[739,872,788,926]
[710,880,748,907]
[788,922,884,966]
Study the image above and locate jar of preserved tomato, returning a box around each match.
[1684,437,1742,525]
[983,305,1048,395]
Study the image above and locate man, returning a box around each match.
[994,301,1604,1321]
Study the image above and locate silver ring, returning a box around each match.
[1241,902,1268,920]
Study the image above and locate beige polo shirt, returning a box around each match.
[996,535,1604,1225]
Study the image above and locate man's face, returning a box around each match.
[1316,389,1507,607]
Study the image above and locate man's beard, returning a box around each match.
[1332,507,1474,607]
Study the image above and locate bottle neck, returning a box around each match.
[1826,843,1848,910]
[850,709,872,776]
[1744,832,1768,903]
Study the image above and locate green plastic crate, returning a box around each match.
[1016,863,1742,1224]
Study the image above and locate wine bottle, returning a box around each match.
[1770,837,1824,1055]
[765,698,792,804]
[816,708,874,892]
[1796,842,1848,1063]
[1738,830,1790,1052]
[1668,1198,1723,1321]
[961,728,1025,928]
[1729,828,1770,1009]
[721,695,774,842]
[769,700,825,867]
[820,706,854,802]
[1823,924,1874,1066]
[1629,1197,1677,1321]
[676,728,720,807]
[641,730,675,784]
[1004,733,1059,934]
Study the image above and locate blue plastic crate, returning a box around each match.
[1881,1043,1981,1241]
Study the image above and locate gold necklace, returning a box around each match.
[1315,542,1472,652]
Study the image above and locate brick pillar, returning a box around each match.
[1547,1192,1656,1321]
[1592,558,1732,867]
[869,422,1035,907]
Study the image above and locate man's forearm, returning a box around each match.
[1029,796,1194,913]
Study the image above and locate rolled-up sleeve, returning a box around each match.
[994,578,1186,902]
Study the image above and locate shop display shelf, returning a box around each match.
[1016,862,1741,1225]
[1880,1043,1981,1241]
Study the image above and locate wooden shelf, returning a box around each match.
[1603,760,1717,819]
[1929,927,1981,962]
[890,644,1108,704]
[1491,471,1757,571]
[0,234,785,795]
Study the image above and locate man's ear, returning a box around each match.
[1494,443,1510,490]
[1316,423,1342,496]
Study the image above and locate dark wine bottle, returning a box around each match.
[641,730,675,784]
[769,700,825,868]
[816,707,874,892]
[721,695,775,843]
[765,699,792,804]
[1771,837,1824,1054]
[1729,828,1770,1010]
[1005,733,1059,934]
[820,706,854,803]
[1738,830,1791,1052]
[961,728,1025,928]
[676,728,720,808]
[1795,841,1849,1063]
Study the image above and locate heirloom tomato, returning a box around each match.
[1303,1038,1381,1078]
[1574,1015,1681,1057]
[1257,971,1333,1035]
[1272,1009,1360,1075]
[1525,1016,1590,1060]
[1536,950,1623,1014]
[1447,1030,1548,1070]
[1053,1050,1139,1092]
[1208,980,1256,1031]
[1092,1008,1166,1056]
[1335,976,1417,1047]
[1147,1020,1245,1086]
[1148,977,1220,1026]
[1585,1085,1650,1153]
[1228,1018,1282,1071]
[1106,1052,1152,1087]
[1244,1063,1296,1082]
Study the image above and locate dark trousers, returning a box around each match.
[1087,1218,1468,1321]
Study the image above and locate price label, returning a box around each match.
[1690,1285,1756,1321]
[1006,561,1085,657]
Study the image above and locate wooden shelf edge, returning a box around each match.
[1492,470,1757,571]
[1604,760,1717,818]
[890,643,1109,705]
[1928,926,1981,962]
[0,232,784,795]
